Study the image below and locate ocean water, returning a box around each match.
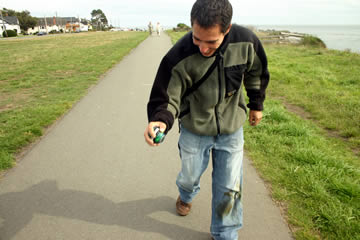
[256,25,360,53]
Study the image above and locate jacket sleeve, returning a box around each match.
[147,56,182,133]
[243,35,270,111]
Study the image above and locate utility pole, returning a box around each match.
[44,16,48,34]
[61,15,65,34]
[0,9,8,37]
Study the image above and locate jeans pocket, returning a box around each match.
[178,126,201,154]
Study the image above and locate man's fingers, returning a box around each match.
[144,130,159,146]
[147,123,156,138]
[144,121,167,146]
[249,110,263,126]
[158,122,167,132]
[144,130,153,144]
[150,122,167,136]
[249,117,262,126]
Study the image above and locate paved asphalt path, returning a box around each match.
[0,33,293,240]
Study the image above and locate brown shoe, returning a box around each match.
[176,196,192,216]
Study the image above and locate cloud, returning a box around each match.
[1,0,359,26]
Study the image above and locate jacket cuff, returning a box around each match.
[149,111,174,133]
[247,102,264,111]
[246,89,265,111]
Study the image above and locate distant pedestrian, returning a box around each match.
[148,21,153,36]
[144,0,270,239]
[156,22,161,36]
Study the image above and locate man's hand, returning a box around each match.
[144,121,167,146]
[249,110,262,126]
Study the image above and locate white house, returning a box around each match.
[0,16,21,37]
[80,22,89,32]
[27,17,89,34]
[27,17,66,35]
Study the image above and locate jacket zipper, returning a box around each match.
[215,54,223,135]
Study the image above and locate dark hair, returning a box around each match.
[190,0,233,33]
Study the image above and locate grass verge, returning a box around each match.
[266,44,360,153]
[244,99,359,239]
[167,30,360,240]
[0,31,148,170]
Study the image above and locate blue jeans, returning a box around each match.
[176,126,244,240]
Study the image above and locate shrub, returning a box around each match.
[173,23,191,32]
[2,29,17,37]
[244,25,256,32]
[301,35,327,48]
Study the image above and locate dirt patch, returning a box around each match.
[0,103,15,113]
[14,55,32,64]
[0,90,33,113]
[54,69,76,77]
[273,95,360,157]
[282,101,312,121]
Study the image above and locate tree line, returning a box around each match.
[1,8,109,33]
[1,8,37,32]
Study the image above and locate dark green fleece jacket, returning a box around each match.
[147,24,270,136]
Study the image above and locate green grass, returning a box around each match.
[301,35,326,48]
[0,31,148,169]
[266,45,360,152]
[244,99,359,239]
[167,30,360,240]
[166,30,190,45]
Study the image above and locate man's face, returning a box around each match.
[192,22,231,57]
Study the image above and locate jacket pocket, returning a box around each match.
[224,64,246,98]
[179,108,190,119]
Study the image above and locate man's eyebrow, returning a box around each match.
[193,35,202,41]
[193,35,218,44]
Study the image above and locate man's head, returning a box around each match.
[191,0,233,33]
[190,0,233,57]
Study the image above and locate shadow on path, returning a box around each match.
[0,180,209,239]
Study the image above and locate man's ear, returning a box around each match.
[225,24,232,35]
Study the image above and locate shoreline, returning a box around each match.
[255,24,360,53]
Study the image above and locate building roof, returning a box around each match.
[4,16,19,25]
[36,17,89,26]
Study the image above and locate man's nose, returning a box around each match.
[199,43,209,54]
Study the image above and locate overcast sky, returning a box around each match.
[1,0,360,28]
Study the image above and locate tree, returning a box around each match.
[173,23,191,32]
[1,8,37,31]
[91,9,108,30]
[2,8,15,16]
[177,23,190,29]
[16,10,37,31]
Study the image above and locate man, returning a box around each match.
[156,22,161,36]
[148,21,153,36]
[144,0,269,239]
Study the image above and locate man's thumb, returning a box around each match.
[159,122,167,132]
